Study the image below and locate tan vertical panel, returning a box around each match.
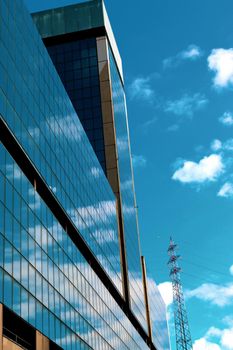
[3,338,23,350]
[96,36,119,197]
[36,331,49,350]
[141,256,153,342]
[0,304,2,350]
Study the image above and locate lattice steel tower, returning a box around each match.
[168,238,193,350]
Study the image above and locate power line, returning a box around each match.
[180,239,230,260]
[153,241,233,278]
[182,249,229,269]
[182,271,219,285]
[153,258,231,279]
[181,259,231,279]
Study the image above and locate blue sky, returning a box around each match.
[25,1,233,349]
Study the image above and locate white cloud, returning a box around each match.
[172,154,224,184]
[219,112,233,126]
[90,167,102,179]
[163,44,202,68]
[132,155,147,168]
[192,323,233,350]
[210,137,233,152]
[193,338,221,350]
[208,48,233,88]
[122,204,135,216]
[181,45,202,59]
[92,229,118,245]
[165,93,208,117]
[48,114,83,142]
[194,323,233,350]
[121,180,132,191]
[28,126,40,142]
[230,265,233,275]
[206,327,223,338]
[117,136,128,152]
[206,326,233,350]
[157,281,173,307]
[211,139,222,151]
[224,139,233,151]
[221,328,233,349]
[28,187,41,210]
[223,316,233,327]
[75,200,117,230]
[129,77,154,101]
[218,182,233,198]
[5,164,22,180]
[186,282,233,307]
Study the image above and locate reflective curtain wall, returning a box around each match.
[0,144,147,350]
[46,38,107,172]
[0,0,122,294]
[0,0,151,349]
[147,278,171,350]
[108,47,147,330]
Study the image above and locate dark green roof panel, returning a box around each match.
[32,0,104,38]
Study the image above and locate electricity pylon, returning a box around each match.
[168,238,193,350]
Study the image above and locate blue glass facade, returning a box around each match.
[0,0,170,349]
[147,279,171,350]
[46,38,107,173]
[32,2,148,333]
[0,144,148,349]
[0,0,152,348]
[108,47,147,329]
[0,0,122,295]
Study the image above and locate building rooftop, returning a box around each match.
[32,0,123,81]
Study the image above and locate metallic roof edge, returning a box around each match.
[102,1,123,82]
[32,0,124,83]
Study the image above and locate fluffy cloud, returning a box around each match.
[230,265,233,276]
[194,324,233,350]
[172,154,224,183]
[218,182,233,198]
[221,328,233,349]
[211,139,222,151]
[165,93,208,117]
[132,155,147,168]
[163,44,202,68]
[210,137,233,153]
[129,77,154,101]
[208,48,233,88]
[193,338,221,350]
[181,45,202,60]
[117,136,128,152]
[206,326,233,350]
[206,327,223,338]
[186,282,233,307]
[223,139,233,151]
[157,281,173,307]
[121,180,132,192]
[223,316,233,327]
[219,112,233,126]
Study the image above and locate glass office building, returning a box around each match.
[0,0,170,349]
[33,0,147,331]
